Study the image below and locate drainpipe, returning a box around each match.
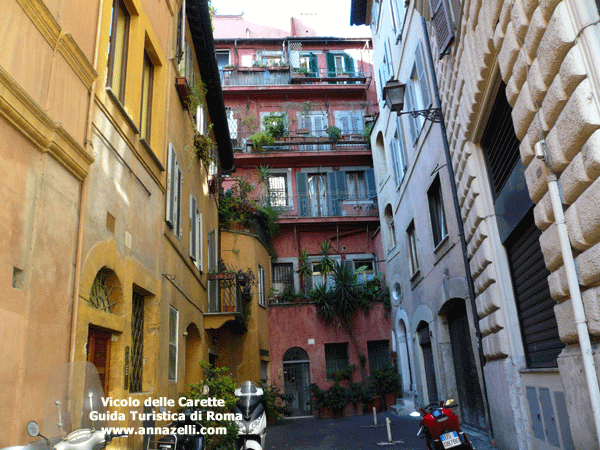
[69,0,104,362]
[535,140,600,448]
[421,17,495,441]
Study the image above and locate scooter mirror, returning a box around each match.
[409,411,422,418]
[444,399,457,407]
[26,421,40,437]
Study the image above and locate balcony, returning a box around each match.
[220,67,370,88]
[204,275,247,331]
[263,192,379,223]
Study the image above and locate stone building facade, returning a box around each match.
[353,0,600,449]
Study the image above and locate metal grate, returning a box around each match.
[481,82,521,199]
[506,212,564,368]
[89,269,117,312]
[130,291,144,392]
[367,340,391,373]
[324,343,349,379]
[272,263,294,294]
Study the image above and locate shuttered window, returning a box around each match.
[481,82,521,199]
[506,212,564,368]
[189,195,203,271]
[168,306,178,382]
[429,0,454,58]
[166,144,183,238]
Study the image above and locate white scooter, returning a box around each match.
[233,381,266,450]
[1,361,126,450]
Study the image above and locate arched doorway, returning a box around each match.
[417,321,438,404]
[185,323,202,386]
[283,347,311,416]
[397,319,412,393]
[445,299,487,429]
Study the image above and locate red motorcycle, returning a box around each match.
[411,399,474,449]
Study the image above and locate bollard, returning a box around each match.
[373,407,377,425]
[386,417,392,442]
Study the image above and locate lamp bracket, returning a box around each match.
[398,107,444,123]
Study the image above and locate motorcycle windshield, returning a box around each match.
[235,381,262,418]
[41,361,107,438]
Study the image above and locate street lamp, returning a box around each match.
[382,79,444,123]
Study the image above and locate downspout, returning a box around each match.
[69,0,104,362]
[421,17,495,441]
[535,140,600,448]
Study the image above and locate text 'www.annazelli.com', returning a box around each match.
[101,426,228,436]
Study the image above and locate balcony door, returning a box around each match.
[308,173,328,216]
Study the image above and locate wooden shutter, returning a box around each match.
[296,172,309,217]
[309,53,318,76]
[343,53,354,75]
[429,0,454,58]
[365,169,376,198]
[326,53,335,77]
[415,44,431,109]
[327,171,346,216]
[175,164,183,238]
[166,144,177,228]
[196,212,203,271]
[189,195,197,260]
[404,81,419,143]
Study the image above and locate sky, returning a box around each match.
[211,0,371,37]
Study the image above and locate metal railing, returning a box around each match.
[220,67,370,87]
[262,193,378,218]
[239,137,369,154]
[207,276,243,314]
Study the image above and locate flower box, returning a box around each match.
[207,273,236,281]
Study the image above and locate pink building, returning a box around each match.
[214,14,390,416]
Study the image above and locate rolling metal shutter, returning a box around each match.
[506,212,565,368]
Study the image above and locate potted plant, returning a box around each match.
[262,113,287,139]
[249,130,274,152]
[259,381,291,425]
[324,383,348,417]
[326,125,342,144]
[292,66,309,77]
[311,383,329,418]
[222,64,236,71]
[369,368,401,410]
[348,382,364,416]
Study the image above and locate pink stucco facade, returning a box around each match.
[268,302,392,390]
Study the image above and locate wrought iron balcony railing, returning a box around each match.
[220,67,370,87]
[262,192,378,219]
[207,275,243,314]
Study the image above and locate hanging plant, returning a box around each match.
[193,131,215,168]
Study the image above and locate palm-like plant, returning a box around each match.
[317,240,335,287]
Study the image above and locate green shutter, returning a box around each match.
[296,172,309,217]
[343,53,354,75]
[326,53,335,77]
[309,53,318,77]
[366,169,376,198]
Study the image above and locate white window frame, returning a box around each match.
[189,195,203,271]
[404,43,432,144]
[168,306,179,382]
[166,144,183,238]
[334,110,365,136]
[258,265,266,307]
[391,123,408,187]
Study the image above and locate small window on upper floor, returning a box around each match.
[140,51,154,140]
[107,0,130,103]
[404,43,432,144]
[166,144,183,239]
[407,220,419,276]
[384,204,397,252]
[427,176,448,248]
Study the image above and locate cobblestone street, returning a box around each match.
[265,412,498,450]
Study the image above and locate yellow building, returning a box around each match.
[0,0,96,446]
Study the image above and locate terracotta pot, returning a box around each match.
[343,402,354,417]
[367,395,382,413]
[354,402,364,416]
[319,406,334,419]
[384,393,396,410]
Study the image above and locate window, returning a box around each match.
[390,0,406,36]
[311,261,335,290]
[390,127,408,187]
[404,43,431,143]
[195,106,207,135]
[334,110,364,136]
[140,52,154,140]
[307,173,329,216]
[215,50,230,70]
[407,221,419,275]
[384,204,397,252]
[207,230,218,312]
[299,53,318,76]
[428,176,447,247]
[272,263,294,295]
[371,0,381,30]
[326,53,354,77]
[189,195,203,271]
[169,306,178,382]
[106,0,130,102]
[368,340,391,373]
[429,0,454,58]
[176,1,194,83]
[130,290,145,392]
[346,171,367,199]
[268,174,288,207]
[354,260,375,283]
[166,144,183,238]
[325,343,349,379]
[258,265,266,307]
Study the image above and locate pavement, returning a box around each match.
[265,410,498,450]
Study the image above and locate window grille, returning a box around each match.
[130,291,144,392]
[368,340,391,373]
[272,263,294,294]
[325,343,349,379]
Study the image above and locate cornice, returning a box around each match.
[0,65,94,180]
[16,0,97,88]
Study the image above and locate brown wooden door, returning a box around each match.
[87,327,111,395]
